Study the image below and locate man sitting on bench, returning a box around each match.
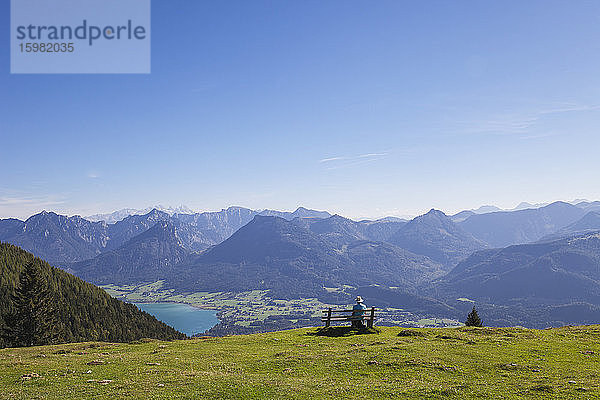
[351,296,368,328]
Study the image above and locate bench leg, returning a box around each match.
[325,308,332,327]
[367,307,375,328]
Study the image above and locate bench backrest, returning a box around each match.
[321,307,377,327]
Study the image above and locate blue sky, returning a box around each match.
[2,1,600,220]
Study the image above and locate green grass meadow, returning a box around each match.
[1,325,599,399]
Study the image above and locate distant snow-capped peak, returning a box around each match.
[86,205,195,223]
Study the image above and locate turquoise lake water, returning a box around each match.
[134,302,219,336]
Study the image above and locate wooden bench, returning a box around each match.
[321,307,377,328]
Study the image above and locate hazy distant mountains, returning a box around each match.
[389,209,487,267]
[71,213,445,300]
[440,231,600,303]
[0,211,111,264]
[458,201,587,248]
[539,211,600,242]
[296,214,406,246]
[167,215,445,300]
[71,221,190,284]
[258,206,331,220]
[1,201,597,272]
[86,205,196,224]
[0,206,330,265]
[86,205,331,225]
[3,200,600,327]
[0,209,179,264]
[435,230,600,327]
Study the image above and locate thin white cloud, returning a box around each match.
[320,152,388,163]
[86,169,101,179]
[358,152,389,158]
[318,152,389,170]
[463,102,600,136]
[319,156,347,163]
[0,196,65,207]
[537,104,600,115]
[0,193,67,219]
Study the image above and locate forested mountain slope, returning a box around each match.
[0,242,185,348]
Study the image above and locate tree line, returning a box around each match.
[0,242,185,348]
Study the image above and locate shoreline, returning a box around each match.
[130,299,221,312]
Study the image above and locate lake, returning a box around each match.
[134,302,219,336]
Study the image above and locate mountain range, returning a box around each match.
[458,201,587,248]
[86,205,196,224]
[0,206,326,265]
[70,221,190,284]
[167,215,445,301]
[388,209,487,267]
[434,230,600,327]
[3,201,600,328]
[540,211,600,242]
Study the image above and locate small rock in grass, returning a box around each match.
[22,373,40,379]
[147,362,161,366]
[367,360,378,365]
[157,383,165,387]
[84,370,92,374]
[568,380,577,384]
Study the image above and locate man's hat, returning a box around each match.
[355,296,364,303]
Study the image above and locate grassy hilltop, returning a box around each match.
[1,326,600,399]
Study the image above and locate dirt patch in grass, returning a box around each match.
[397,330,427,337]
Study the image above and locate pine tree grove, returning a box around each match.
[0,242,185,348]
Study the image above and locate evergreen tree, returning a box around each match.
[3,261,58,347]
[465,306,483,327]
[0,243,185,349]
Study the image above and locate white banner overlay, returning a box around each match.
[11,0,151,74]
